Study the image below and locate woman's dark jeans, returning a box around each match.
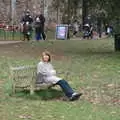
[56,80,74,98]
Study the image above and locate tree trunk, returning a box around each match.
[82,0,88,26]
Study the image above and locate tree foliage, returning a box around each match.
[51,0,82,23]
[52,0,120,24]
[88,0,120,22]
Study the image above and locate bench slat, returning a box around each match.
[10,65,36,71]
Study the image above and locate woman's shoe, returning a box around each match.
[69,93,83,101]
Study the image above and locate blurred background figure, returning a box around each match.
[34,13,46,41]
[73,20,79,37]
[21,10,33,41]
[34,13,42,41]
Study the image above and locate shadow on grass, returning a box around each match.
[12,88,64,101]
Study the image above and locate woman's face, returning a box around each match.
[42,54,49,62]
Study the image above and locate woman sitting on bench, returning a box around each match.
[37,51,82,101]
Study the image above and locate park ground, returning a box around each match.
[0,38,120,120]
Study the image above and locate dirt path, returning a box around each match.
[0,40,69,61]
[0,41,23,45]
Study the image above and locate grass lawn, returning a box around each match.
[0,29,55,41]
[0,38,120,120]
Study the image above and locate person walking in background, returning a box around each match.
[34,13,46,41]
[89,24,93,39]
[39,14,46,40]
[73,20,79,37]
[37,51,82,101]
[105,24,109,35]
[34,14,42,41]
[21,10,33,41]
[109,25,113,37]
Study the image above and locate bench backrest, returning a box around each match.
[10,65,37,88]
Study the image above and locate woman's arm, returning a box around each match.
[37,63,48,75]
[37,62,56,76]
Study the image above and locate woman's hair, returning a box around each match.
[42,51,51,62]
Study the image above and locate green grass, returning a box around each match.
[0,38,120,120]
[0,29,22,40]
[0,29,56,41]
[0,28,81,41]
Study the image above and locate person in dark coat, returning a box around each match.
[21,11,33,24]
[21,10,33,41]
[34,14,46,41]
[34,15,42,41]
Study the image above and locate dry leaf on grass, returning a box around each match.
[19,115,32,119]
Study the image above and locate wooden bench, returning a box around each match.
[9,65,70,95]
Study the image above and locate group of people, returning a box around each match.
[21,10,46,41]
[71,20,93,39]
[83,24,93,39]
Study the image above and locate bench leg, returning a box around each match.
[30,89,34,95]
[30,85,34,95]
[12,84,16,94]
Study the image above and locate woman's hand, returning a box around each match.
[50,70,56,75]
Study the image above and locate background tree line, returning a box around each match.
[0,0,120,31]
[52,0,120,31]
